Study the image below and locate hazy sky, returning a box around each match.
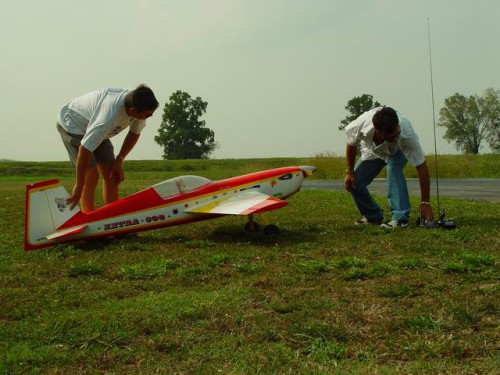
[1,0,499,161]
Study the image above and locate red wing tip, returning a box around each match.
[27,179,61,189]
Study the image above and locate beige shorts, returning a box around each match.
[57,123,115,167]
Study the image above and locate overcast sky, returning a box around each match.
[1,0,499,161]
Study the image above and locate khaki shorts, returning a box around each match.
[57,123,115,167]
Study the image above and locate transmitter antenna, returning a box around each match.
[422,18,456,229]
[427,17,441,214]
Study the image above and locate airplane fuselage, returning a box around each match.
[25,166,315,249]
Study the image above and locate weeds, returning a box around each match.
[120,259,179,279]
[67,261,103,277]
[0,160,499,374]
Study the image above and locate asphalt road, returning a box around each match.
[302,179,500,203]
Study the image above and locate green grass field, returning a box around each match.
[0,156,499,374]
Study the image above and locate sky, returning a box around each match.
[1,0,499,162]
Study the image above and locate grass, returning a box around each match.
[1,153,499,182]
[0,158,499,374]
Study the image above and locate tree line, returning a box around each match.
[154,89,500,159]
[338,90,500,154]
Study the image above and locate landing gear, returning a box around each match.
[244,215,280,235]
[244,214,260,232]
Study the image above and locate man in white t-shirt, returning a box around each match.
[57,84,159,212]
[344,107,434,228]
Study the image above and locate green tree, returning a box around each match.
[481,88,500,153]
[339,94,382,131]
[155,90,218,159]
[438,88,500,154]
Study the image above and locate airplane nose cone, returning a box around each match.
[300,165,316,177]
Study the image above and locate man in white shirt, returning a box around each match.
[344,107,434,228]
[57,84,159,212]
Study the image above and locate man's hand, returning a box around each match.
[344,144,358,192]
[419,202,434,223]
[344,172,356,192]
[110,158,125,184]
[415,162,434,222]
[66,184,84,210]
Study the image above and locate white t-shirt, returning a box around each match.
[57,88,146,152]
[345,107,425,167]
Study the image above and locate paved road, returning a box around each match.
[302,179,500,203]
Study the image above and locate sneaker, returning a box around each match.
[380,220,409,229]
[355,217,384,226]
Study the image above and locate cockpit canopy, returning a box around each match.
[152,175,212,199]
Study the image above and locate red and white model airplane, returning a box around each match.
[24,165,316,250]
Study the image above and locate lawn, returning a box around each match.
[0,157,498,374]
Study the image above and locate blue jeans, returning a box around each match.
[350,150,410,222]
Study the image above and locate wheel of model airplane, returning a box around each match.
[263,224,280,235]
[244,221,260,232]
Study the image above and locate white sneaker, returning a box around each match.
[380,220,409,229]
[355,217,384,226]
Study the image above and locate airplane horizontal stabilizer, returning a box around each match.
[186,191,287,215]
[46,225,88,241]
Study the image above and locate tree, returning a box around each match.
[155,90,218,159]
[481,88,500,153]
[438,88,500,154]
[339,94,382,131]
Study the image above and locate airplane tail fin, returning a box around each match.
[24,179,81,250]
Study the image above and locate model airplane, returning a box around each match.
[24,165,316,250]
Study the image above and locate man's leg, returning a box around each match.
[94,139,119,206]
[386,150,410,221]
[57,124,99,212]
[351,158,386,222]
[97,163,119,205]
[81,167,99,212]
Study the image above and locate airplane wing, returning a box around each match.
[186,191,287,215]
[46,224,88,241]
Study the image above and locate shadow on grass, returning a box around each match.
[52,239,117,252]
[48,223,318,253]
[207,224,319,247]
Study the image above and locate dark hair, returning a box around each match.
[372,107,399,133]
[126,84,159,112]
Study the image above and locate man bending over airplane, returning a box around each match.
[57,84,159,212]
[344,106,434,228]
